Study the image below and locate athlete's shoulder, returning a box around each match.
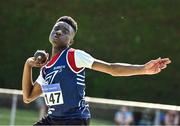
[67,48,95,69]
[67,48,85,73]
[68,48,85,52]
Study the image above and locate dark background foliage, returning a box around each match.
[0,0,179,105]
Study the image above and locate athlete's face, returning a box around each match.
[49,21,75,47]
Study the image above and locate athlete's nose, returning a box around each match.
[56,30,62,36]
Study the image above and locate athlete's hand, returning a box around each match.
[26,56,48,68]
[144,57,171,75]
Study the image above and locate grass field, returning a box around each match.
[0,107,113,125]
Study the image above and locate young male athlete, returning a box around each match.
[22,16,171,125]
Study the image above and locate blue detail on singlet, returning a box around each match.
[42,84,61,93]
[41,48,90,119]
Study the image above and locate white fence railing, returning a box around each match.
[1,88,180,125]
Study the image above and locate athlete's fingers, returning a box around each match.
[161,58,171,64]
[157,64,161,73]
[153,57,162,63]
[26,57,37,67]
[37,56,42,62]
[46,53,49,60]
[155,64,161,73]
[34,63,43,68]
[154,58,171,69]
[35,58,41,64]
[145,58,161,69]
[160,65,167,69]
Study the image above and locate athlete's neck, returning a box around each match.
[51,46,69,58]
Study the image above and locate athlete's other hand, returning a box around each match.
[26,56,48,68]
[144,57,171,75]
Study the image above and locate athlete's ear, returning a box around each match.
[69,40,74,46]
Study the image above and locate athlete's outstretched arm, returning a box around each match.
[22,57,45,104]
[92,58,171,76]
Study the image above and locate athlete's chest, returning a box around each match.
[42,58,71,84]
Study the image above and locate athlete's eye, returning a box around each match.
[62,29,69,34]
[54,26,60,31]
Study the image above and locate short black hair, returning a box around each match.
[56,16,78,33]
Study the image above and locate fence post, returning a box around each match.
[9,94,18,126]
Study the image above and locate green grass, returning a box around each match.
[0,107,38,125]
[0,107,113,125]
[90,118,114,125]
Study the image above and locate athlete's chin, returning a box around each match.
[51,41,68,48]
[50,39,61,45]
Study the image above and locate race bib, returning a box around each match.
[41,83,64,106]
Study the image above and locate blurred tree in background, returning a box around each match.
[0,0,179,105]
